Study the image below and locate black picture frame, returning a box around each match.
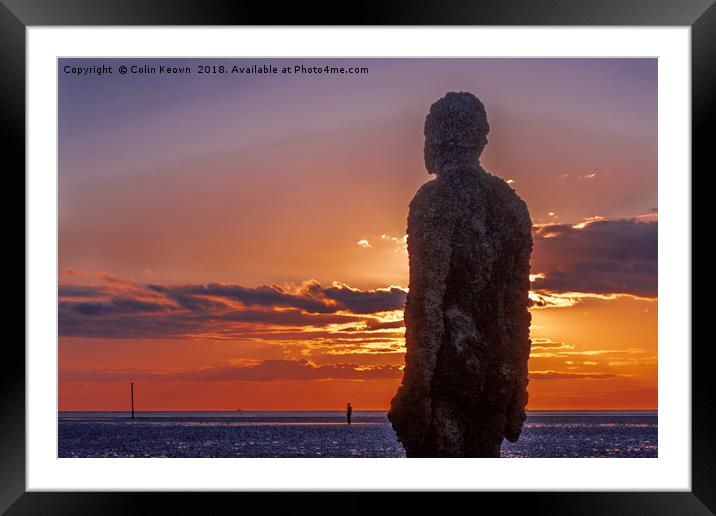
[2,0,709,513]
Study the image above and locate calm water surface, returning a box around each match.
[58,410,657,458]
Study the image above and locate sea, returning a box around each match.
[58,410,657,458]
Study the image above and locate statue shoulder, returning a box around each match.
[408,179,457,232]
[480,171,532,233]
[411,178,458,206]
[411,179,440,205]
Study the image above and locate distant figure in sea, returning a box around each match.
[387,92,533,457]
[346,402,353,425]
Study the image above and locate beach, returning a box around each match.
[58,410,657,458]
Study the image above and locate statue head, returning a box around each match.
[424,91,490,175]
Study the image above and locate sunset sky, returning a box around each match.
[58,58,657,411]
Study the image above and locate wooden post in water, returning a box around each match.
[131,382,135,419]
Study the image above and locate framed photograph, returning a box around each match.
[4,0,709,512]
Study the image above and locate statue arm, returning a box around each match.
[389,185,456,450]
[402,201,455,393]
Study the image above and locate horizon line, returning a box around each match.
[58,408,659,413]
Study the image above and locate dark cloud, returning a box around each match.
[215,309,359,326]
[148,283,335,313]
[532,219,657,297]
[154,289,230,312]
[57,304,382,340]
[59,359,403,382]
[148,281,407,315]
[321,284,407,314]
[59,297,170,317]
[59,278,410,339]
[57,284,106,298]
[58,310,199,339]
